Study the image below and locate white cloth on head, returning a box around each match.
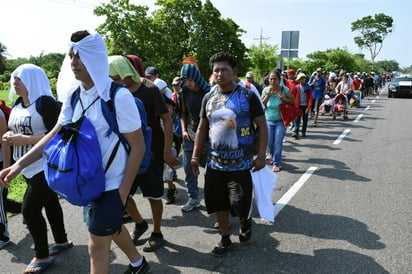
[9,64,54,103]
[57,32,111,102]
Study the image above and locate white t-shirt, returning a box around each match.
[9,102,48,178]
[58,85,141,191]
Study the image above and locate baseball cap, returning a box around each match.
[245,71,254,78]
[172,76,181,85]
[287,68,295,75]
[155,79,167,90]
[145,66,159,76]
[316,67,322,72]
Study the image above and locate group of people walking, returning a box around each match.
[0,30,269,274]
[0,28,392,273]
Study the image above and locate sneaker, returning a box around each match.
[124,257,150,274]
[291,132,299,139]
[181,198,201,212]
[131,221,148,245]
[239,218,252,243]
[143,233,164,252]
[210,236,232,257]
[302,132,306,138]
[0,238,10,250]
[165,188,177,204]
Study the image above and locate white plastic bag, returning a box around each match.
[250,166,277,222]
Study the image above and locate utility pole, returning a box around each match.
[253,29,270,46]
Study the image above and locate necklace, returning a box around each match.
[219,84,237,108]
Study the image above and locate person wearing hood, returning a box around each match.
[1,64,72,274]
[179,62,211,212]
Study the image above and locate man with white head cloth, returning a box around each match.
[0,31,150,274]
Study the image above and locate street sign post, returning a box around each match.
[281,31,300,69]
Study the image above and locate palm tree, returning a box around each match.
[0,42,7,74]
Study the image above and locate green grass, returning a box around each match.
[6,175,26,202]
[1,89,16,105]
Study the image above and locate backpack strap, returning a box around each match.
[101,81,130,151]
[70,88,81,110]
[70,84,121,172]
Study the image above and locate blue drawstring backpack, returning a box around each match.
[43,96,105,206]
[43,82,151,206]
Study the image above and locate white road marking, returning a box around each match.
[354,114,363,123]
[333,129,351,145]
[364,105,370,111]
[273,167,317,219]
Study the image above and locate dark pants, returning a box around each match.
[3,188,22,214]
[294,105,309,135]
[22,172,68,259]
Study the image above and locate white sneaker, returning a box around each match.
[181,198,201,212]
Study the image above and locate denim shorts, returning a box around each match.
[83,189,124,236]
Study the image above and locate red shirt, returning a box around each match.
[352,79,362,90]
[286,79,297,93]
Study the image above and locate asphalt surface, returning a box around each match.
[2,84,411,273]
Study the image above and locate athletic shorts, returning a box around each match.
[204,168,252,218]
[130,159,164,199]
[83,189,124,236]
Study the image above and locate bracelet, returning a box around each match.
[192,157,199,161]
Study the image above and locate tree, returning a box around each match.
[375,60,399,73]
[94,0,248,83]
[306,48,357,74]
[351,13,393,65]
[0,42,7,74]
[247,43,281,82]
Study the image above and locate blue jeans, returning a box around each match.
[182,140,199,199]
[267,119,286,167]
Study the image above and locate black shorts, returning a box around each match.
[204,168,252,218]
[130,159,164,199]
[83,189,124,236]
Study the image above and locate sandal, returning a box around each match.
[24,257,55,274]
[48,241,73,256]
[142,233,164,252]
[272,166,281,172]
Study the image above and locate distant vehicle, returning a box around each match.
[388,75,412,98]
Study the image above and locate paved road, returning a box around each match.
[2,85,411,273]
